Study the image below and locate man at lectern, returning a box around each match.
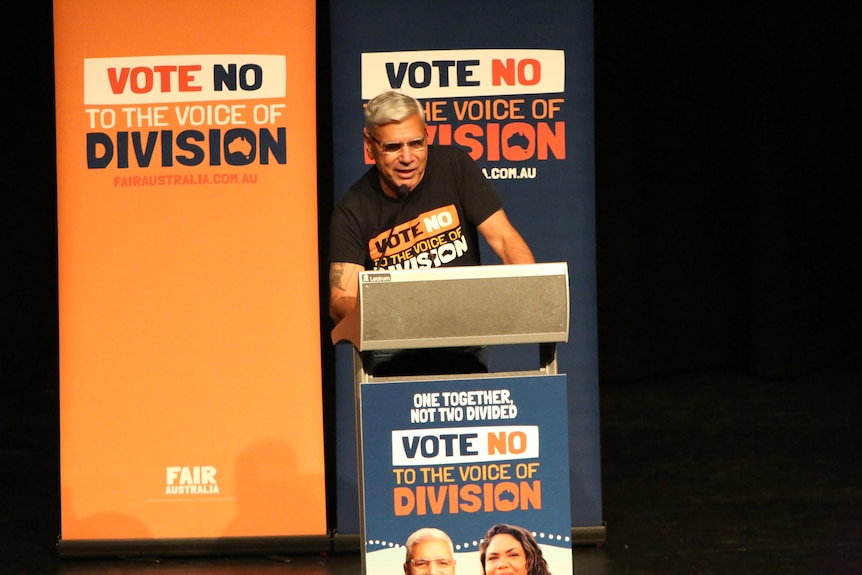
[329,90,534,376]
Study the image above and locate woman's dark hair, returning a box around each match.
[478,523,551,575]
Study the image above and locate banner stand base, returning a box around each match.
[331,531,361,553]
[57,535,331,559]
[571,524,607,546]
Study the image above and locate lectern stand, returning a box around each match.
[332,262,573,575]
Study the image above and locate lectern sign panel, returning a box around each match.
[359,375,572,575]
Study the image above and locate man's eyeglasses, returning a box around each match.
[410,558,454,572]
[370,135,427,155]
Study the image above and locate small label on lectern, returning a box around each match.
[362,273,392,283]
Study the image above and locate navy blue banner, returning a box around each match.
[360,375,572,574]
[330,0,600,533]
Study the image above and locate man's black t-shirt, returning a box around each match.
[329,145,503,271]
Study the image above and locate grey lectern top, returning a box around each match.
[331,262,569,381]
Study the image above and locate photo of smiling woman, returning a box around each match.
[478,524,552,575]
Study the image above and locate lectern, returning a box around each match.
[331,261,570,380]
[331,262,573,575]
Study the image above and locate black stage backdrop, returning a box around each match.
[593,4,861,382]
[2,0,861,534]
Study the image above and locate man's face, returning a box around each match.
[364,112,428,198]
[404,539,455,575]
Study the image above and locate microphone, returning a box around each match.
[380,185,410,265]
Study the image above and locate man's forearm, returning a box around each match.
[478,209,536,265]
[328,261,362,323]
[501,235,535,264]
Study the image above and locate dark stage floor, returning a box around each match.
[3,366,860,574]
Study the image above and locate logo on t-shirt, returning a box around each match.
[370,204,468,269]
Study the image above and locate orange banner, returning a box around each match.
[54,0,325,541]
